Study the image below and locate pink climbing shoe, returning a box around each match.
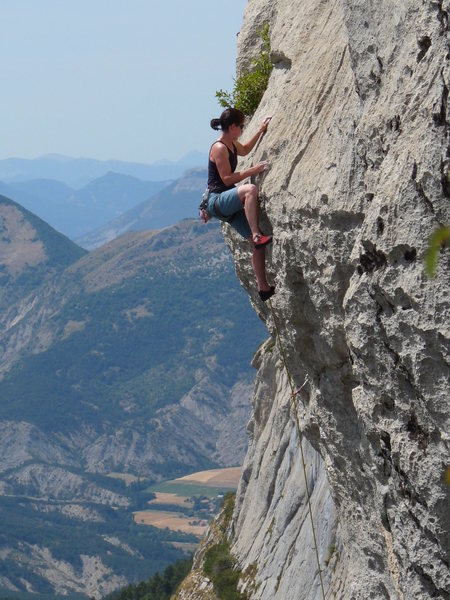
[253,233,272,249]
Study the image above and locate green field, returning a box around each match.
[147,481,234,498]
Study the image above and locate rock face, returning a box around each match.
[178,1,449,599]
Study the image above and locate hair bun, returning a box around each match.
[210,118,221,130]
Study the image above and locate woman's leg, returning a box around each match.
[251,245,270,291]
[237,183,261,239]
[234,184,272,292]
[225,186,274,297]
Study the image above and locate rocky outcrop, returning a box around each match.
[179,1,449,598]
[0,544,127,599]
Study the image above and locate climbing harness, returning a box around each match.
[199,188,211,223]
[268,298,327,600]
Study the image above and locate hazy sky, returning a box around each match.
[0,0,247,163]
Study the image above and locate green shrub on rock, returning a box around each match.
[216,23,273,117]
[204,542,247,600]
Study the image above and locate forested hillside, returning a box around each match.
[0,195,266,596]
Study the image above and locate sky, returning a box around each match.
[0,0,247,164]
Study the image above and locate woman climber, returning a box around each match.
[207,107,275,301]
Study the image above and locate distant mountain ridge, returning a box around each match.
[76,168,207,249]
[1,160,207,244]
[0,194,87,307]
[0,173,170,240]
[0,152,207,188]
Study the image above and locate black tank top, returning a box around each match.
[207,141,238,192]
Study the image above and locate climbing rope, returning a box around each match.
[268,298,327,600]
[251,114,326,597]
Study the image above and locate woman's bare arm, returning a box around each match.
[211,144,267,186]
[235,117,272,156]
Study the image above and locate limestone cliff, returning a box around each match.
[176,1,449,598]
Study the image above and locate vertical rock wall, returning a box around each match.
[225,0,449,598]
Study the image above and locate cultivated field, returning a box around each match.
[136,466,242,539]
[174,466,241,487]
[148,492,194,508]
[134,510,208,537]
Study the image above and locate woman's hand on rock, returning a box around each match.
[259,116,272,133]
[253,161,270,174]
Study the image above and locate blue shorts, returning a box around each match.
[207,187,251,240]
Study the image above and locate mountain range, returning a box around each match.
[0,172,170,239]
[76,168,207,249]
[0,174,170,241]
[0,152,207,188]
[0,161,208,246]
[0,192,266,596]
